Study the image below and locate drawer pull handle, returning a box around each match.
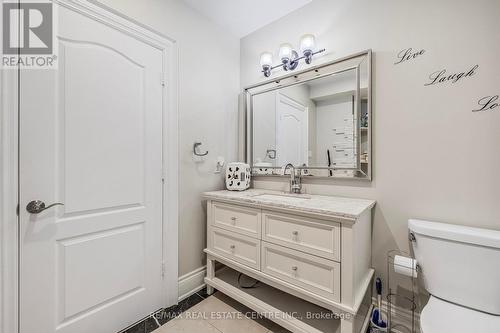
[291,266,298,271]
[230,217,237,224]
[230,245,235,250]
[292,231,298,236]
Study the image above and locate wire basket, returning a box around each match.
[386,250,419,333]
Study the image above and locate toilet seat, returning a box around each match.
[420,296,500,333]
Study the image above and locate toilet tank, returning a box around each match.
[409,219,500,315]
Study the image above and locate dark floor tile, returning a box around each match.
[144,317,160,333]
[121,320,145,333]
[196,286,217,299]
[152,293,205,326]
[119,292,207,333]
[176,293,205,312]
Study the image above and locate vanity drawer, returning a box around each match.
[262,212,341,261]
[209,227,260,270]
[261,242,340,302]
[211,202,261,238]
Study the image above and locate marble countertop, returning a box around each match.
[202,189,376,221]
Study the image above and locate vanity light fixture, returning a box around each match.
[259,34,325,77]
[259,51,273,78]
[299,34,316,64]
[278,43,299,71]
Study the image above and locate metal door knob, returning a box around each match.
[26,200,64,214]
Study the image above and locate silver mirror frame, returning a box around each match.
[241,49,372,181]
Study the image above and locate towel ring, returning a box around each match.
[193,142,208,156]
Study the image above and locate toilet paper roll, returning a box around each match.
[393,255,417,277]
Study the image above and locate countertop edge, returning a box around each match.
[202,191,376,222]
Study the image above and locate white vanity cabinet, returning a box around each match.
[203,190,376,333]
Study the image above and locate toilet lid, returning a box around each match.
[421,296,500,333]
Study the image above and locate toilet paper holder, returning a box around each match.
[386,250,419,333]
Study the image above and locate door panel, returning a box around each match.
[61,40,146,213]
[20,4,164,333]
[59,224,145,320]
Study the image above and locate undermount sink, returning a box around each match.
[253,193,311,202]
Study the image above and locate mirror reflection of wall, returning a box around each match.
[309,69,357,170]
[252,65,369,173]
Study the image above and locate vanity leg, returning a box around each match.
[206,257,215,295]
[340,313,355,333]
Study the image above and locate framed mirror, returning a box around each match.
[243,50,372,180]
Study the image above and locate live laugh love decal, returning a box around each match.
[473,95,499,112]
[394,47,497,113]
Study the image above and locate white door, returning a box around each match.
[275,93,308,166]
[20,4,165,333]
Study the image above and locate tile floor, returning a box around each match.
[120,288,290,333]
[121,289,208,333]
[153,292,290,333]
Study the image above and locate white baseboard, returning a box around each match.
[372,297,420,333]
[178,266,206,301]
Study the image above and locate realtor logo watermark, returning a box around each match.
[2,0,57,69]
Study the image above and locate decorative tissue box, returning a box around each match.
[225,162,251,191]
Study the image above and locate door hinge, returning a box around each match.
[161,262,165,278]
[16,203,19,216]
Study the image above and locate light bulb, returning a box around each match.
[300,34,316,55]
[279,43,293,63]
[259,52,273,67]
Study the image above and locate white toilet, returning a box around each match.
[408,219,500,333]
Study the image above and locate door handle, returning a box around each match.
[26,200,64,214]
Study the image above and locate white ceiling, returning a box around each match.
[182,0,313,38]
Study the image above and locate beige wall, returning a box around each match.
[241,0,500,292]
[97,0,240,276]
[95,0,500,289]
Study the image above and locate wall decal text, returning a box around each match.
[472,95,499,112]
[394,48,425,65]
[425,64,479,86]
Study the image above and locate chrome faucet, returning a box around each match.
[283,163,302,194]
